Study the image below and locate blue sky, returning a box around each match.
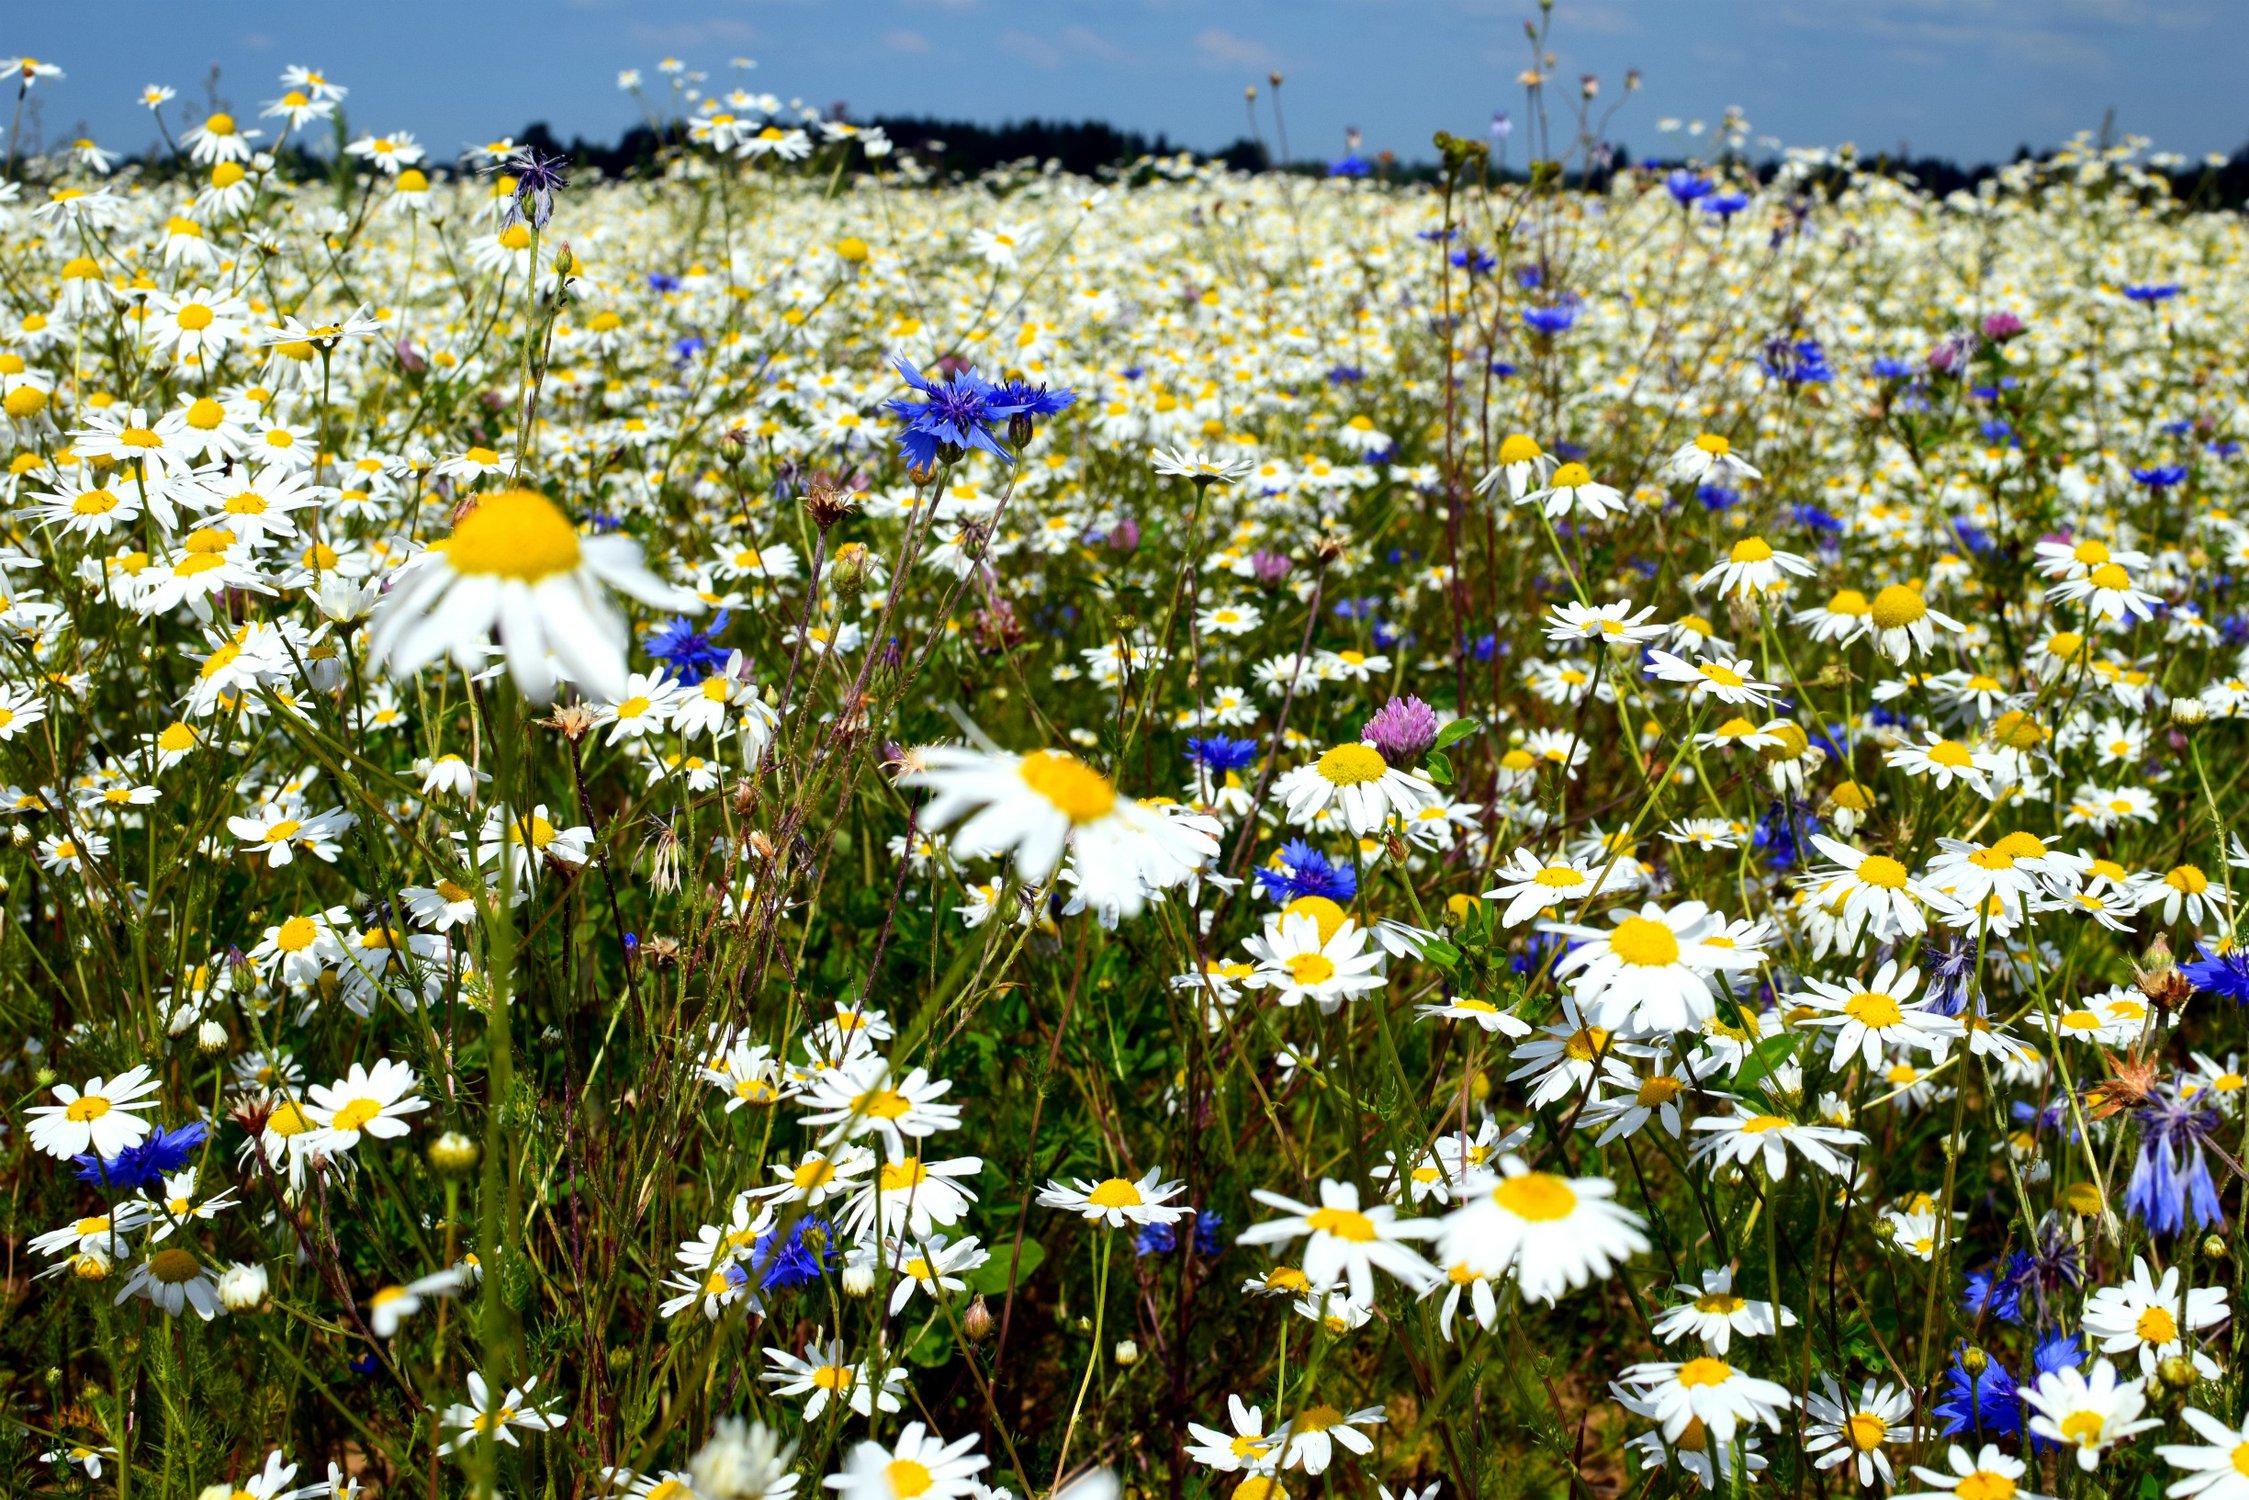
[9,0,2247,168]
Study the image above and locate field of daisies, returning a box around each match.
[7,43,2249,1500]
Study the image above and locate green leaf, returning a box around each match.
[1728,1034,1797,1096]
[962,1235,1045,1296]
[1423,750,1453,785]
[1416,938,1461,969]
[1433,716,1480,751]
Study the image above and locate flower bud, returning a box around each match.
[216,1261,269,1312]
[1113,1339,1139,1367]
[962,1295,995,1340]
[841,1261,876,1298]
[196,1019,228,1053]
[2171,696,2209,726]
[1958,1345,1989,1375]
[2158,1355,2198,1391]
[426,1130,480,1178]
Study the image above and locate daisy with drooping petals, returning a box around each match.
[1473,432,1555,501]
[1435,1156,1648,1303]
[2021,1357,2159,1472]
[1650,1266,1794,1353]
[1238,1179,1438,1304]
[433,1372,567,1456]
[1614,1356,1792,1448]
[1240,908,1387,1010]
[368,488,699,702]
[1484,846,1640,927]
[1694,535,1815,599]
[1692,1109,1867,1180]
[1665,433,1762,485]
[1038,1167,1189,1228]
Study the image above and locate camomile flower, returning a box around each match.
[1614,1356,1792,1448]
[796,1057,962,1154]
[1484,847,1640,927]
[899,746,1217,917]
[2033,534,2149,581]
[763,1339,904,1421]
[1038,1167,1189,1228]
[1793,962,1954,1068]
[433,1372,567,1455]
[1650,1266,1794,1353]
[1544,900,1760,1035]
[1519,461,1627,520]
[1646,649,1779,706]
[226,803,352,866]
[1151,447,1256,484]
[1694,535,1815,599]
[2155,1407,2249,1500]
[1474,432,1555,501]
[1897,1443,2048,1500]
[27,1064,159,1160]
[1185,1394,1287,1475]
[184,111,261,163]
[1271,741,1437,835]
[1437,1157,1648,1303]
[368,487,699,702]
[1544,598,1666,648]
[882,1234,985,1315]
[1239,908,1386,1010]
[1861,584,1965,663]
[1691,1109,1867,1180]
[2022,1357,2159,1471]
[27,475,144,538]
[1664,433,1762,485]
[116,1245,221,1319]
[1804,835,1936,944]
[1412,995,1532,1036]
[2045,560,2161,624]
[1884,734,2001,795]
[1275,1400,1384,1474]
[822,1423,985,1500]
[1238,1178,1438,1304]
[2082,1255,2229,1377]
[304,1058,427,1151]
[1803,1376,1918,1490]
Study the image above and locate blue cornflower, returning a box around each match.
[646,609,732,684]
[1664,169,1714,206]
[2183,943,2249,1003]
[1931,1348,2022,1439]
[990,379,1079,431]
[2125,1095,2226,1236]
[647,272,681,292]
[1450,246,1497,277]
[1702,192,1750,219]
[1328,365,1365,384]
[752,1216,835,1291]
[1185,736,1260,773]
[1135,1220,1178,1257]
[1963,1253,2031,1325]
[1522,305,1576,335]
[1871,355,1916,380]
[673,336,706,365]
[1763,337,1834,384]
[1790,503,1843,535]
[1193,1209,1224,1256]
[1254,840,1357,904]
[2124,284,2179,303]
[1490,360,1517,379]
[495,147,569,230]
[1922,935,1980,1017]
[1696,484,1739,512]
[2032,1329,2083,1376]
[885,357,1020,470]
[73,1121,209,1191]
[2132,464,2188,491]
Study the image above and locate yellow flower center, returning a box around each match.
[1286,952,1337,985]
[1497,433,1542,464]
[331,1098,383,1132]
[1548,461,1592,488]
[1676,1357,1733,1388]
[1869,585,1926,629]
[1845,991,1904,1028]
[148,1248,202,1284]
[1694,1292,1746,1314]
[65,1093,112,1122]
[176,303,215,332]
[1303,1206,1378,1242]
[2136,1306,2178,1344]
[1694,434,1731,455]
[1845,1412,1887,1452]
[1018,750,1117,823]
[856,1088,913,1120]
[1927,740,1973,768]
[72,489,120,515]
[1609,916,1680,967]
[1086,1177,1144,1208]
[1729,536,1774,563]
[1493,1171,1578,1221]
[2167,864,2210,894]
[443,489,581,581]
[2088,562,2131,591]
[1316,743,1389,786]
[885,1460,934,1498]
[268,1101,311,1136]
[1739,1114,1790,1134]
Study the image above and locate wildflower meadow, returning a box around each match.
[7,33,2249,1500]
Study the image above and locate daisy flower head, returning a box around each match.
[1646,647,1781,707]
[1665,433,1762,486]
[433,1372,567,1456]
[1475,432,1555,501]
[1240,906,1387,1010]
[27,1065,160,1160]
[1436,1156,1648,1304]
[305,1058,427,1151]
[824,1423,986,1500]
[1794,962,1955,1069]
[368,488,699,703]
[1237,1178,1438,1304]
[1694,534,1815,599]
[2156,1407,2249,1500]
[1650,1265,1795,1354]
[1484,846,1640,927]
[1898,1442,2047,1500]
[1802,1376,1918,1489]
[2021,1356,2159,1471]
[1615,1355,1792,1448]
[1037,1167,1189,1228]
[1692,1108,1867,1181]
[1545,900,1760,1035]
[1519,461,1627,520]
[1271,741,1437,836]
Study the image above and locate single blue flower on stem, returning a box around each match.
[2183,943,2249,1004]
[1184,736,1261,773]
[752,1216,836,1291]
[1134,1221,1177,1257]
[885,357,1020,470]
[2125,1095,2226,1235]
[1963,1253,2030,1325]
[1522,305,1577,336]
[1254,840,1357,904]
[73,1121,208,1191]
[2132,464,2188,492]
[1193,1209,1224,1256]
[1931,1347,2022,1439]
[1664,169,1714,207]
[646,609,732,684]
